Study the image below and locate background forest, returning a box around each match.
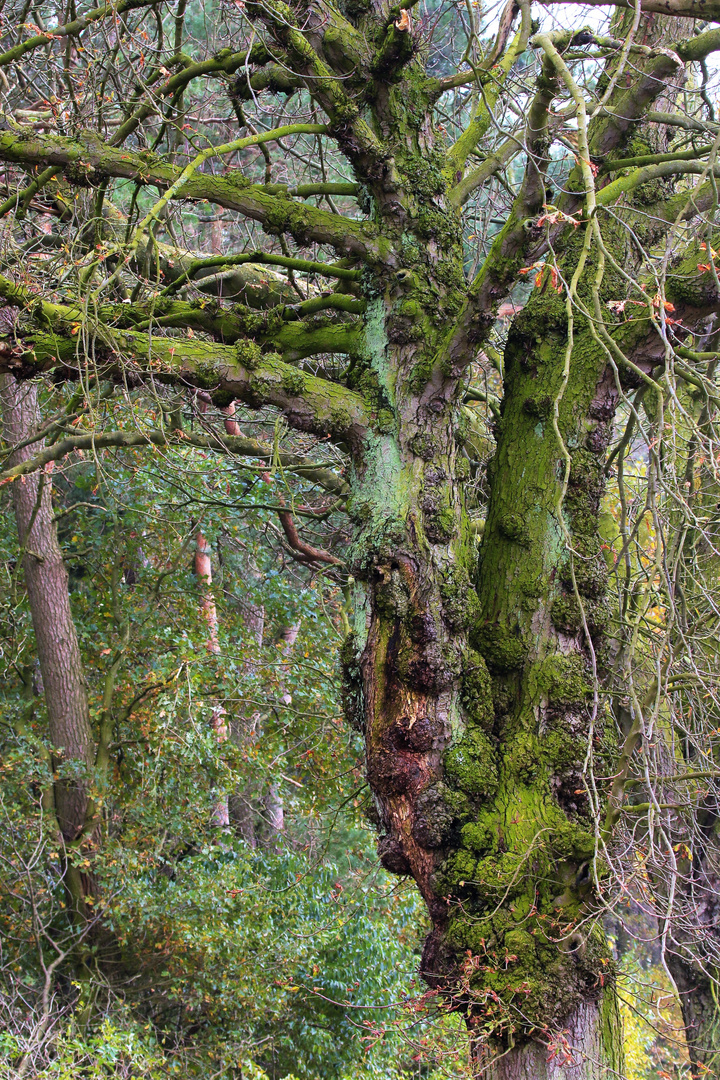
[0,0,719,1075]
[0,413,445,1079]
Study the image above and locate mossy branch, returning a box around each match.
[159,250,361,297]
[597,158,720,206]
[449,136,520,208]
[370,12,415,82]
[232,62,303,105]
[0,165,59,217]
[644,109,718,135]
[0,272,365,362]
[445,13,531,185]
[0,127,380,259]
[0,0,159,69]
[128,308,365,362]
[599,145,713,174]
[261,182,361,198]
[0,330,372,448]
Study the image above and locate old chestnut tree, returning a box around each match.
[2,0,720,1073]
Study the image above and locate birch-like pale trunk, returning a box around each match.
[194,529,230,827]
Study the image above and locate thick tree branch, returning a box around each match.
[599,145,713,174]
[370,9,415,83]
[0,127,379,260]
[644,109,718,134]
[246,0,388,181]
[0,330,372,448]
[232,62,304,104]
[126,308,365,362]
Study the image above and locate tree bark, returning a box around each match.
[667,953,720,1076]
[478,996,624,1079]
[1,375,96,920]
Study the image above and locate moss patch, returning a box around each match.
[471,621,526,672]
[444,729,498,799]
[460,650,493,730]
[528,654,588,706]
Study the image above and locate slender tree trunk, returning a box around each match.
[219,401,269,844]
[263,782,284,837]
[1,376,96,920]
[228,577,264,846]
[261,621,301,842]
[194,529,230,827]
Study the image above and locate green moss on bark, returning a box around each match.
[471,621,526,672]
[460,650,493,729]
[444,729,498,798]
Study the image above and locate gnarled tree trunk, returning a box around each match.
[341,14,687,1072]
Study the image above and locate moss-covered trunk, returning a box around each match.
[342,239,625,1071]
[469,283,624,1066]
[339,12,697,1067]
